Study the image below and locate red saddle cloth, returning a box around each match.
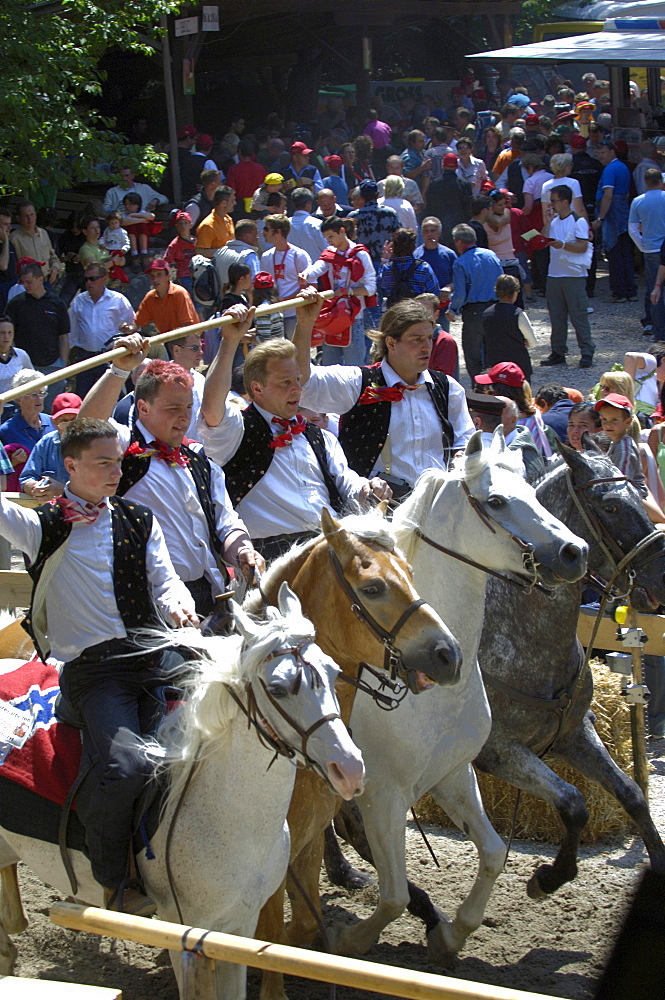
[0,658,81,808]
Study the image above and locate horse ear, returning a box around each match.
[490,424,506,453]
[376,499,389,517]
[321,505,357,563]
[277,581,302,619]
[465,429,484,456]
[232,601,262,641]
[557,440,597,480]
[580,431,604,454]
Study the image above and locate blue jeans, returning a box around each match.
[644,252,665,338]
[321,314,368,367]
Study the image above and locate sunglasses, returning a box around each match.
[180,343,204,351]
[85,275,105,282]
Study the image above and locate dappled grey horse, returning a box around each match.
[329,439,665,952]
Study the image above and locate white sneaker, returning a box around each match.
[587,306,594,314]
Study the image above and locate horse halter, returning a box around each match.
[565,470,665,599]
[225,640,343,788]
[327,546,427,696]
[414,479,546,594]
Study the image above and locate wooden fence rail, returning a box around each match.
[50,902,551,1000]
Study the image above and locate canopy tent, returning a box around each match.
[466,19,665,66]
[553,1,665,19]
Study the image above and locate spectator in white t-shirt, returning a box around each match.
[540,153,587,223]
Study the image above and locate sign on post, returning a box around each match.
[175,16,199,37]
[202,6,219,31]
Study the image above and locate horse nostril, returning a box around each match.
[560,542,583,566]
[434,640,462,670]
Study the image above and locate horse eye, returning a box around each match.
[266,681,289,699]
[487,496,506,508]
[361,581,385,597]
[603,504,618,515]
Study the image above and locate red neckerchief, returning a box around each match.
[270,414,307,449]
[358,382,420,405]
[125,440,190,468]
[52,495,106,525]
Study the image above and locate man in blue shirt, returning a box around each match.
[378,228,439,305]
[628,167,665,340]
[592,140,636,303]
[446,224,503,382]
[19,391,81,498]
[400,130,431,191]
[414,217,457,329]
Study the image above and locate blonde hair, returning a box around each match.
[383,175,405,199]
[598,372,641,441]
[550,152,572,176]
[243,338,296,396]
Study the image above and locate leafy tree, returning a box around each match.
[513,0,570,45]
[0,0,185,195]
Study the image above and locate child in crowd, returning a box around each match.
[120,193,162,268]
[251,173,286,217]
[98,210,130,285]
[415,293,459,379]
[164,211,196,296]
[482,274,536,381]
[594,393,649,499]
[252,271,284,342]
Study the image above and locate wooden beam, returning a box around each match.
[51,901,554,1000]
[0,571,31,608]
[578,608,665,657]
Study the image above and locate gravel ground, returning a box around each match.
[452,260,651,396]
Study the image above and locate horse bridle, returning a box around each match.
[413,479,549,594]
[564,470,665,599]
[224,640,344,786]
[327,545,429,696]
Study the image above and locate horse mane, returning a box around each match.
[154,606,316,814]
[243,509,397,617]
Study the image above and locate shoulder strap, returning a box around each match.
[304,425,345,515]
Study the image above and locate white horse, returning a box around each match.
[331,430,588,960]
[0,584,364,1000]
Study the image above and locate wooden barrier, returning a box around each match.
[50,901,551,1000]
[0,976,121,998]
[578,606,665,656]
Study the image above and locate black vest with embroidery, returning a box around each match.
[338,366,454,479]
[22,497,159,660]
[117,428,224,559]
[222,403,344,514]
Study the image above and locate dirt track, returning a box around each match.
[10,735,664,1000]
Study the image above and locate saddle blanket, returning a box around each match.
[0,658,81,808]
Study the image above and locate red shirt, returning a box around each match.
[429,329,458,377]
[164,235,196,279]
[225,160,267,199]
[509,206,532,255]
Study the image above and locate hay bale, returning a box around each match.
[416,661,637,843]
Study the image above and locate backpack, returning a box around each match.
[190,254,221,309]
[386,260,419,308]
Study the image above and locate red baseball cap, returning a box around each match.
[594,393,633,414]
[291,140,313,156]
[144,258,170,273]
[174,210,192,223]
[525,114,539,125]
[443,153,459,169]
[51,392,82,419]
[570,134,587,150]
[17,256,45,273]
[325,154,343,168]
[254,271,275,289]
[475,362,526,388]
[177,125,197,140]
[196,133,213,150]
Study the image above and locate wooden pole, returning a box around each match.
[628,609,650,799]
[0,290,334,407]
[50,902,552,1000]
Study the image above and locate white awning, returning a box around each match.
[554,1,665,20]
[467,20,665,65]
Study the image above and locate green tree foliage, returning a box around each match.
[513,0,570,44]
[0,0,184,195]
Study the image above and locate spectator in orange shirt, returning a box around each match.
[120,259,198,336]
[195,187,236,257]
[492,128,526,184]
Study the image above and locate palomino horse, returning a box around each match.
[256,430,587,996]
[0,586,364,1000]
[325,430,587,963]
[243,507,462,1000]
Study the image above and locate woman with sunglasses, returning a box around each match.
[0,368,54,490]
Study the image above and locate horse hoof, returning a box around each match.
[426,909,459,964]
[327,922,370,957]
[329,865,375,890]
[526,872,547,900]
[0,938,18,976]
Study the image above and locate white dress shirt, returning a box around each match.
[287,212,328,262]
[102,182,168,214]
[0,489,191,663]
[299,360,475,486]
[198,403,368,539]
[114,420,247,591]
[69,287,135,353]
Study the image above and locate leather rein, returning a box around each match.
[413,479,551,595]
[224,640,343,782]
